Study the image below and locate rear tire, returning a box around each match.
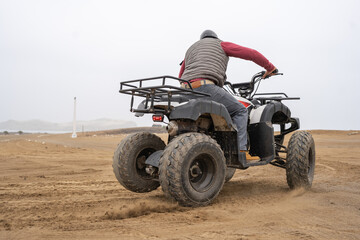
[113,132,165,193]
[159,133,226,207]
[225,167,236,183]
[286,131,315,189]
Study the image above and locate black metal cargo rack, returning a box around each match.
[253,93,300,104]
[119,75,209,114]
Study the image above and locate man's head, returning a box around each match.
[200,30,218,40]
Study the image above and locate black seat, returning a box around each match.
[232,82,253,90]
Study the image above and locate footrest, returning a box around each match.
[227,153,274,169]
[227,152,248,170]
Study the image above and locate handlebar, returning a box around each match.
[257,69,283,81]
[225,70,283,98]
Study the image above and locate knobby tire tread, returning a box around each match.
[159,133,225,207]
[225,167,236,183]
[113,132,165,193]
[286,131,315,189]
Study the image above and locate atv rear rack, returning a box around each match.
[119,75,209,114]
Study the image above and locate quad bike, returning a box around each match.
[113,71,315,207]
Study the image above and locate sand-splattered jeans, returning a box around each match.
[194,84,248,151]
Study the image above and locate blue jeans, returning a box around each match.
[195,84,248,151]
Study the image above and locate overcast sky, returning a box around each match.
[1,0,359,130]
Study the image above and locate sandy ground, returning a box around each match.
[0,130,360,240]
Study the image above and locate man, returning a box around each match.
[179,29,277,157]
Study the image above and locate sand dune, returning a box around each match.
[0,130,359,239]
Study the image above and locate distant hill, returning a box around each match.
[0,119,136,132]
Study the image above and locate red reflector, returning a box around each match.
[239,101,250,108]
[152,115,164,122]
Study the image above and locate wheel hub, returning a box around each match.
[190,163,203,178]
[188,155,216,192]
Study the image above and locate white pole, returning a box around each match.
[72,97,77,138]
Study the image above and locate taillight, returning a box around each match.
[152,114,164,122]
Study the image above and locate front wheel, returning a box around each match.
[286,131,315,189]
[159,133,226,207]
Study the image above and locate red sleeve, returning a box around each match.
[221,42,275,71]
[178,59,185,78]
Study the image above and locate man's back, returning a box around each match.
[181,38,229,87]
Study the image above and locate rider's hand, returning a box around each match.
[262,67,278,79]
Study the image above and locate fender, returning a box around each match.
[249,101,291,124]
[248,101,291,160]
[169,99,237,131]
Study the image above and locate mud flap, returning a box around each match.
[145,150,163,168]
[248,121,275,160]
